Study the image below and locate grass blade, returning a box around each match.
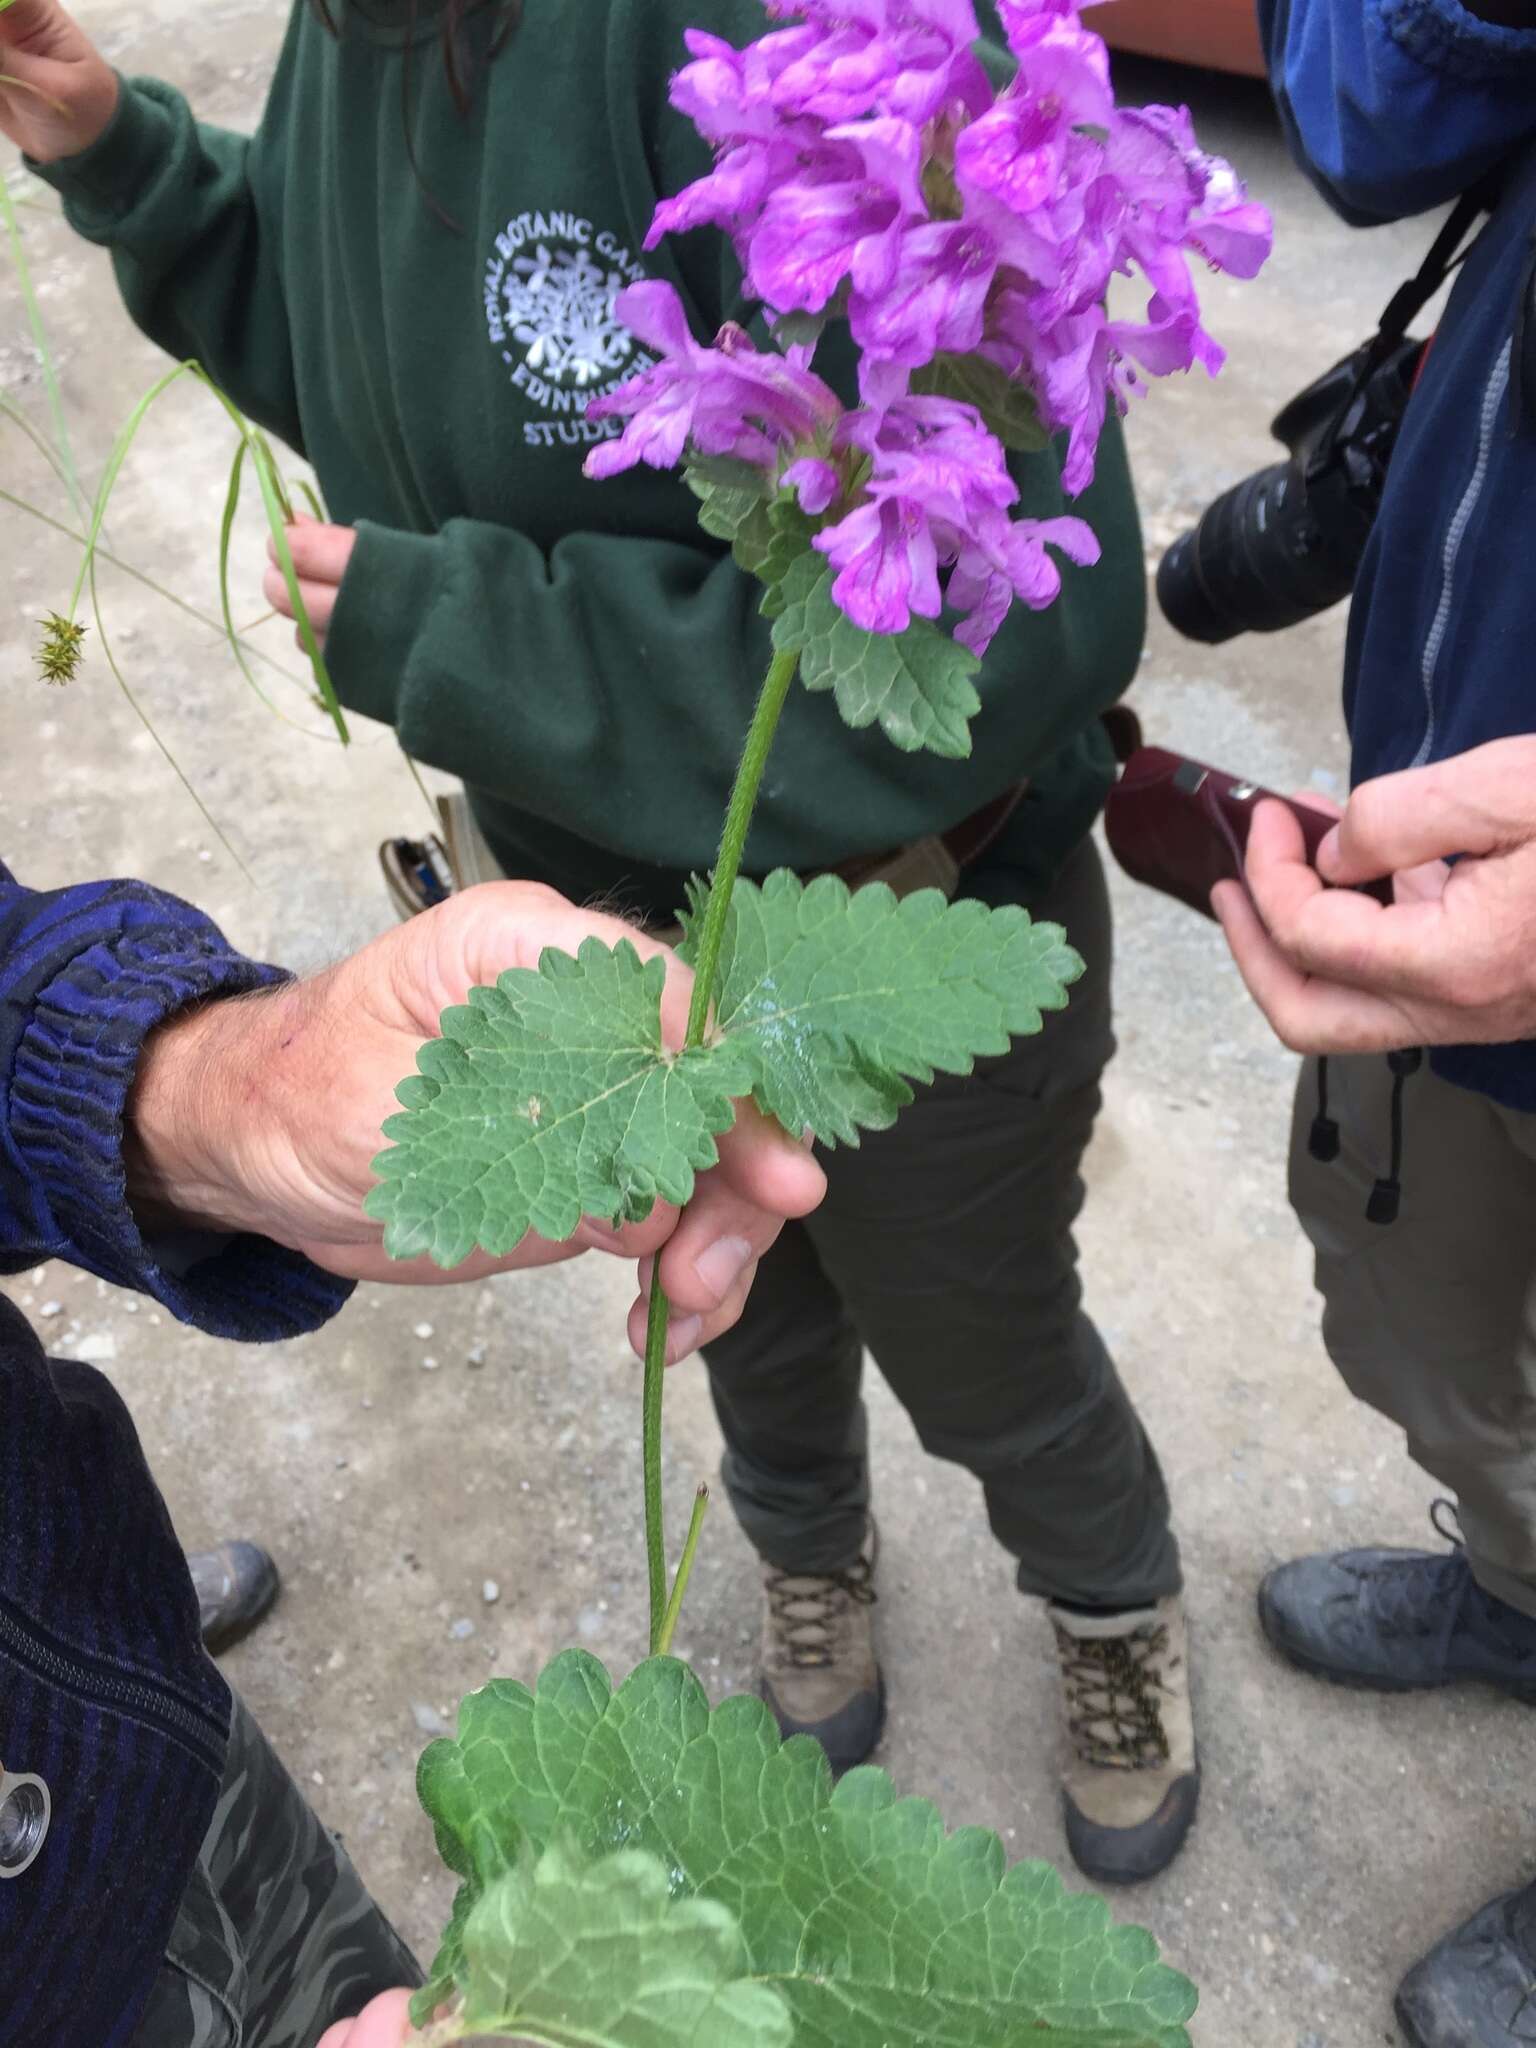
[0,162,88,529]
[212,436,313,730]
[86,548,253,883]
[0,477,335,722]
[294,477,327,523]
[249,431,349,742]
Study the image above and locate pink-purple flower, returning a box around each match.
[591,0,1271,657]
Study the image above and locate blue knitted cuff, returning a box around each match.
[8,908,352,1342]
[1379,0,1536,81]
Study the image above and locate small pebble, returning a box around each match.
[449,1617,476,1641]
[466,1344,487,1368]
[38,1300,62,1319]
[335,1456,348,1470]
[360,1396,373,1411]
[420,1356,440,1372]
[412,1702,449,1738]
[414,1321,434,1340]
[311,1770,325,1787]
[123,1300,139,1315]
[482,1579,500,1605]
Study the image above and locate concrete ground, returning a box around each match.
[4,13,1533,2046]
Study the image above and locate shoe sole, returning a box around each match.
[1063,1768,1201,1888]
[762,1671,888,1779]
[1257,1588,1536,1705]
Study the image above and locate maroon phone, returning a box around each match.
[1102,745,1392,920]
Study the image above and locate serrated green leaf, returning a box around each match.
[681,870,1083,1144]
[772,554,983,758]
[418,1652,1196,2048]
[364,938,751,1267]
[686,462,772,544]
[418,1839,791,2048]
[910,351,1052,453]
[370,880,1080,1262]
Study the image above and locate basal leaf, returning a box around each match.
[417,1652,1196,2048]
[419,1839,791,2048]
[364,938,750,1267]
[772,553,982,758]
[909,352,1052,454]
[682,869,1083,1145]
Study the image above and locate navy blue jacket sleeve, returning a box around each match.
[0,860,352,1340]
[1259,0,1536,224]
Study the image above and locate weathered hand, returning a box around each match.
[316,1990,416,2048]
[126,882,826,1359]
[0,0,117,162]
[1213,738,1536,1053]
[263,518,356,651]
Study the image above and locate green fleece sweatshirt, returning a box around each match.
[38,0,1145,918]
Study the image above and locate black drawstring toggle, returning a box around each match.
[1309,1055,1341,1162]
[1366,1048,1423,1226]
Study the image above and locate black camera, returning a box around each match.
[1156,336,1424,646]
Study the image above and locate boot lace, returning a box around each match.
[1054,1617,1172,1771]
[765,1556,877,1671]
[1354,1500,1474,1642]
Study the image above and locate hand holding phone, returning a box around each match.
[1103,746,1393,920]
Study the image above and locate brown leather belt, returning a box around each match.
[827,782,1030,901]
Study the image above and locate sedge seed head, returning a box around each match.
[37,613,86,686]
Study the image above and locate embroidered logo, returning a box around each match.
[485,210,656,449]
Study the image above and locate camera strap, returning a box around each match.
[1317,177,1505,466]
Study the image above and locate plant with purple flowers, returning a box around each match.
[370,6,1267,2041]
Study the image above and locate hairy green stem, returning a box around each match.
[643,645,800,1653]
[656,1488,710,1658]
[684,645,800,1046]
[642,1270,671,1648]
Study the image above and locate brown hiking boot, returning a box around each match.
[1048,1595,1200,1884]
[759,1525,885,1776]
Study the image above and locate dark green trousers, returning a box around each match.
[703,838,1181,1609]
[132,1691,421,2047]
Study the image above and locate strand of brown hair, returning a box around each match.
[309,0,520,227]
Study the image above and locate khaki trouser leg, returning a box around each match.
[1289,1052,1536,1617]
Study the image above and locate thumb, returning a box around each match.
[0,0,71,51]
[1319,742,1536,886]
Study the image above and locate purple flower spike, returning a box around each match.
[607,0,1272,654]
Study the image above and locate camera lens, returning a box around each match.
[1156,459,1363,645]
[0,1775,50,1879]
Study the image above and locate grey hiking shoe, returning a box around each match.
[188,1541,280,1655]
[759,1525,885,1776]
[1396,1880,1536,2046]
[1258,1502,1536,1701]
[1048,1595,1200,1885]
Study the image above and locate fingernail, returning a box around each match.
[1317,825,1341,876]
[693,1235,752,1302]
[666,1314,702,1363]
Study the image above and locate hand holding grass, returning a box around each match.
[0,0,117,164]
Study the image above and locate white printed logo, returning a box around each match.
[485,209,656,450]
